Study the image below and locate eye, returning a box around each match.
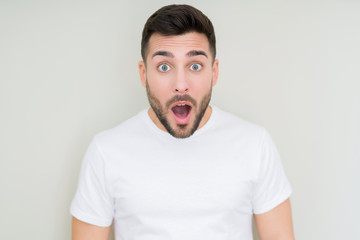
[190,63,202,71]
[158,64,170,72]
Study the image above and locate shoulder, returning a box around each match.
[92,109,149,149]
[211,106,266,143]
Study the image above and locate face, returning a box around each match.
[139,32,219,138]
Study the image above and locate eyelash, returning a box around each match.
[190,63,202,71]
[157,63,203,72]
[158,64,170,72]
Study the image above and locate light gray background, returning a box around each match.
[1,0,359,239]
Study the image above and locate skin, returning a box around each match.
[138,32,219,138]
[72,217,110,240]
[72,32,295,239]
[254,198,295,240]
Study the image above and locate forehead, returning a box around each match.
[147,32,210,59]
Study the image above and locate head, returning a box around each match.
[141,4,216,64]
[139,4,219,138]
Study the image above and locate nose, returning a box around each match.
[173,69,189,94]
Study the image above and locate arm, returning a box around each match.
[72,217,111,240]
[254,198,295,240]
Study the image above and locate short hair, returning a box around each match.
[141,4,216,62]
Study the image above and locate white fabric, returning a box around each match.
[70,106,292,240]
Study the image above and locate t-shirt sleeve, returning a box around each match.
[70,138,114,227]
[252,129,292,214]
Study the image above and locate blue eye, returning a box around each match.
[190,63,202,71]
[158,64,170,72]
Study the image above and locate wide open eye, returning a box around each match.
[190,63,202,71]
[158,64,170,72]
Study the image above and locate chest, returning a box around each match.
[108,146,256,217]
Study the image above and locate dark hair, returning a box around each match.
[141,4,216,62]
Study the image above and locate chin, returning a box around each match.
[167,118,198,138]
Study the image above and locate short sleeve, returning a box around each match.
[70,138,114,226]
[252,129,292,214]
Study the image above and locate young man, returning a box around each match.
[71,4,294,240]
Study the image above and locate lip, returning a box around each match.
[170,101,193,125]
[170,101,192,108]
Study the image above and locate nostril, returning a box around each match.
[175,88,188,92]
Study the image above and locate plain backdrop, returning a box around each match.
[1,0,359,239]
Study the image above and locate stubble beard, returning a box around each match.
[146,80,212,138]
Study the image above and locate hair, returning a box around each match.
[141,4,216,62]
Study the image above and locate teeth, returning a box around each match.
[177,104,186,106]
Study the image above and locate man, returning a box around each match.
[71,4,294,240]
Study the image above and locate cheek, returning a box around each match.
[189,73,212,92]
[147,79,172,104]
[147,72,174,93]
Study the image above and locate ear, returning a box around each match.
[138,61,147,87]
[212,59,219,86]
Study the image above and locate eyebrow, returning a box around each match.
[186,50,208,58]
[152,51,174,58]
[151,50,208,59]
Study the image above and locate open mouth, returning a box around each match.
[171,103,192,125]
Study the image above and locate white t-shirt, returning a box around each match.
[70,106,292,240]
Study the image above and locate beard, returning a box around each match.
[146,80,212,138]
